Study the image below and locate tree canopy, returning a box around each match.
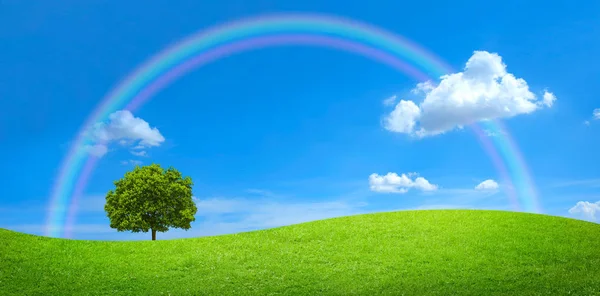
[104,163,197,240]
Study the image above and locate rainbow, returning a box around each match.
[45,14,541,238]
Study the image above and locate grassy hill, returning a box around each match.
[1,210,599,295]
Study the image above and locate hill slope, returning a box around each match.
[1,210,599,295]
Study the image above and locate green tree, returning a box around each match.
[104,163,197,240]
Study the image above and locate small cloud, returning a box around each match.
[83,144,108,157]
[369,172,438,194]
[118,139,138,146]
[130,150,147,157]
[568,201,600,221]
[475,179,499,191]
[541,90,557,108]
[245,189,281,198]
[411,81,435,95]
[382,95,398,106]
[121,160,142,166]
[593,108,600,120]
[584,120,590,126]
[483,129,505,137]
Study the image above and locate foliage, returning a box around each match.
[1,210,600,295]
[104,163,197,240]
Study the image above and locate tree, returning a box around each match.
[104,163,197,240]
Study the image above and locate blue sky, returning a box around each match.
[1,0,599,240]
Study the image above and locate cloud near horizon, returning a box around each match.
[568,201,600,222]
[383,51,556,137]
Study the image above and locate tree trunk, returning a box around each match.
[152,229,156,241]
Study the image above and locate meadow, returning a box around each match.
[1,210,599,295]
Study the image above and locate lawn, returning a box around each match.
[1,210,599,295]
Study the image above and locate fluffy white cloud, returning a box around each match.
[90,110,164,146]
[383,51,556,137]
[411,81,435,94]
[382,100,421,133]
[542,91,557,107]
[369,172,438,194]
[475,179,499,190]
[568,201,600,221]
[593,108,600,120]
[84,110,164,158]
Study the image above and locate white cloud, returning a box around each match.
[475,179,499,190]
[90,110,164,146]
[483,129,505,137]
[383,51,555,137]
[542,91,557,107]
[568,201,600,221]
[411,81,435,94]
[382,100,421,133]
[593,108,600,120]
[382,95,397,106]
[369,172,438,194]
[130,150,147,157]
[83,144,108,157]
[121,160,143,166]
[84,110,165,158]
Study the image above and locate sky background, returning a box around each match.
[1,0,599,240]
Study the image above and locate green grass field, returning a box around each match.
[1,210,599,295]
